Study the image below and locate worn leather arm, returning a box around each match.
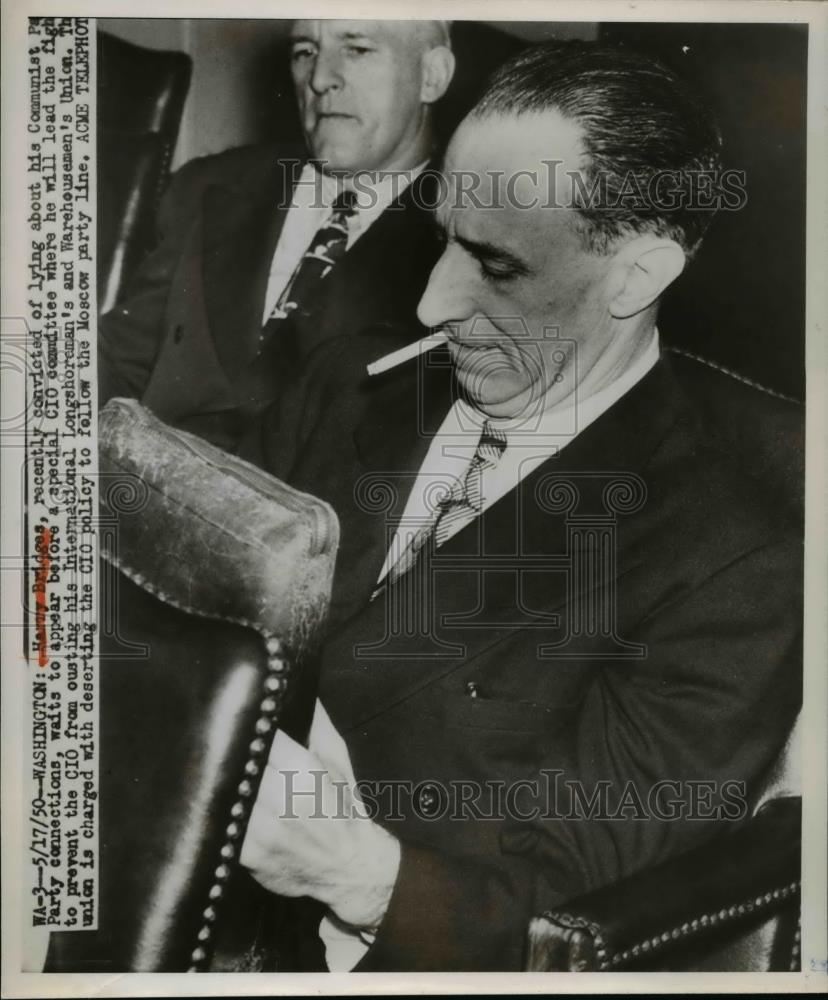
[527,795,800,971]
[47,400,340,972]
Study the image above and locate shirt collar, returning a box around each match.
[300,161,427,226]
[350,161,427,231]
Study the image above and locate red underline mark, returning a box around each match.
[34,526,51,667]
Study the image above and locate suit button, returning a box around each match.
[416,783,441,816]
[172,323,184,344]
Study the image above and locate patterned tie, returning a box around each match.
[261,189,358,341]
[383,421,508,589]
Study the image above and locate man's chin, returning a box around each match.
[457,371,537,421]
[308,137,368,176]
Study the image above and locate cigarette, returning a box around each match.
[366,333,448,376]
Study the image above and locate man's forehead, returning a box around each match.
[290,19,413,44]
[446,111,585,179]
[437,112,588,257]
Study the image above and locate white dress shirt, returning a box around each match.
[261,162,427,323]
[378,330,661,584]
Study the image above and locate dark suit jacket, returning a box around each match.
[98,144,442,449]
[240,331,802,971]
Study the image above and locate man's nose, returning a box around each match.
[417,248,472,331]
[310,51,344,95]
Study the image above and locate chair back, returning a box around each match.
[669,348,804,519]
[97,31,192,312]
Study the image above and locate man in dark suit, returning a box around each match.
[238,42,802,970]
[98,19,455,449]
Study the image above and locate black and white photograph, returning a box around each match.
[1,0,826,994]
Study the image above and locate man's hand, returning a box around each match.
[240,729,401,930]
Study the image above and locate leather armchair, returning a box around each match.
[97,31,192,313]
[527,796,800,972]
[666,347,804,517]
[46,401,339,973]
[46,576,295,972]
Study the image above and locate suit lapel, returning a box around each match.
[200,154,300,379]
[317,349,455,625]
[320,355,689,732]
[289,169,438,360]
[331,169,436,297]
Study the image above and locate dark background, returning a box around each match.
[603,23,807,402]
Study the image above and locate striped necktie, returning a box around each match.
[383,421,508,589]
[261,189,358,342]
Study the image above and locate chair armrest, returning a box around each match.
[47,401,339,972]
[527,796,800,971]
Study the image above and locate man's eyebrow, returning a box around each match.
[454,233,531,274]
[290,30,379,45]
[338,30,379,41]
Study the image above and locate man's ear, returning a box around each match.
[608,237,686,319]
[421,46,455,105]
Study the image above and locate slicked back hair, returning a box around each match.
[472,41,723,255]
